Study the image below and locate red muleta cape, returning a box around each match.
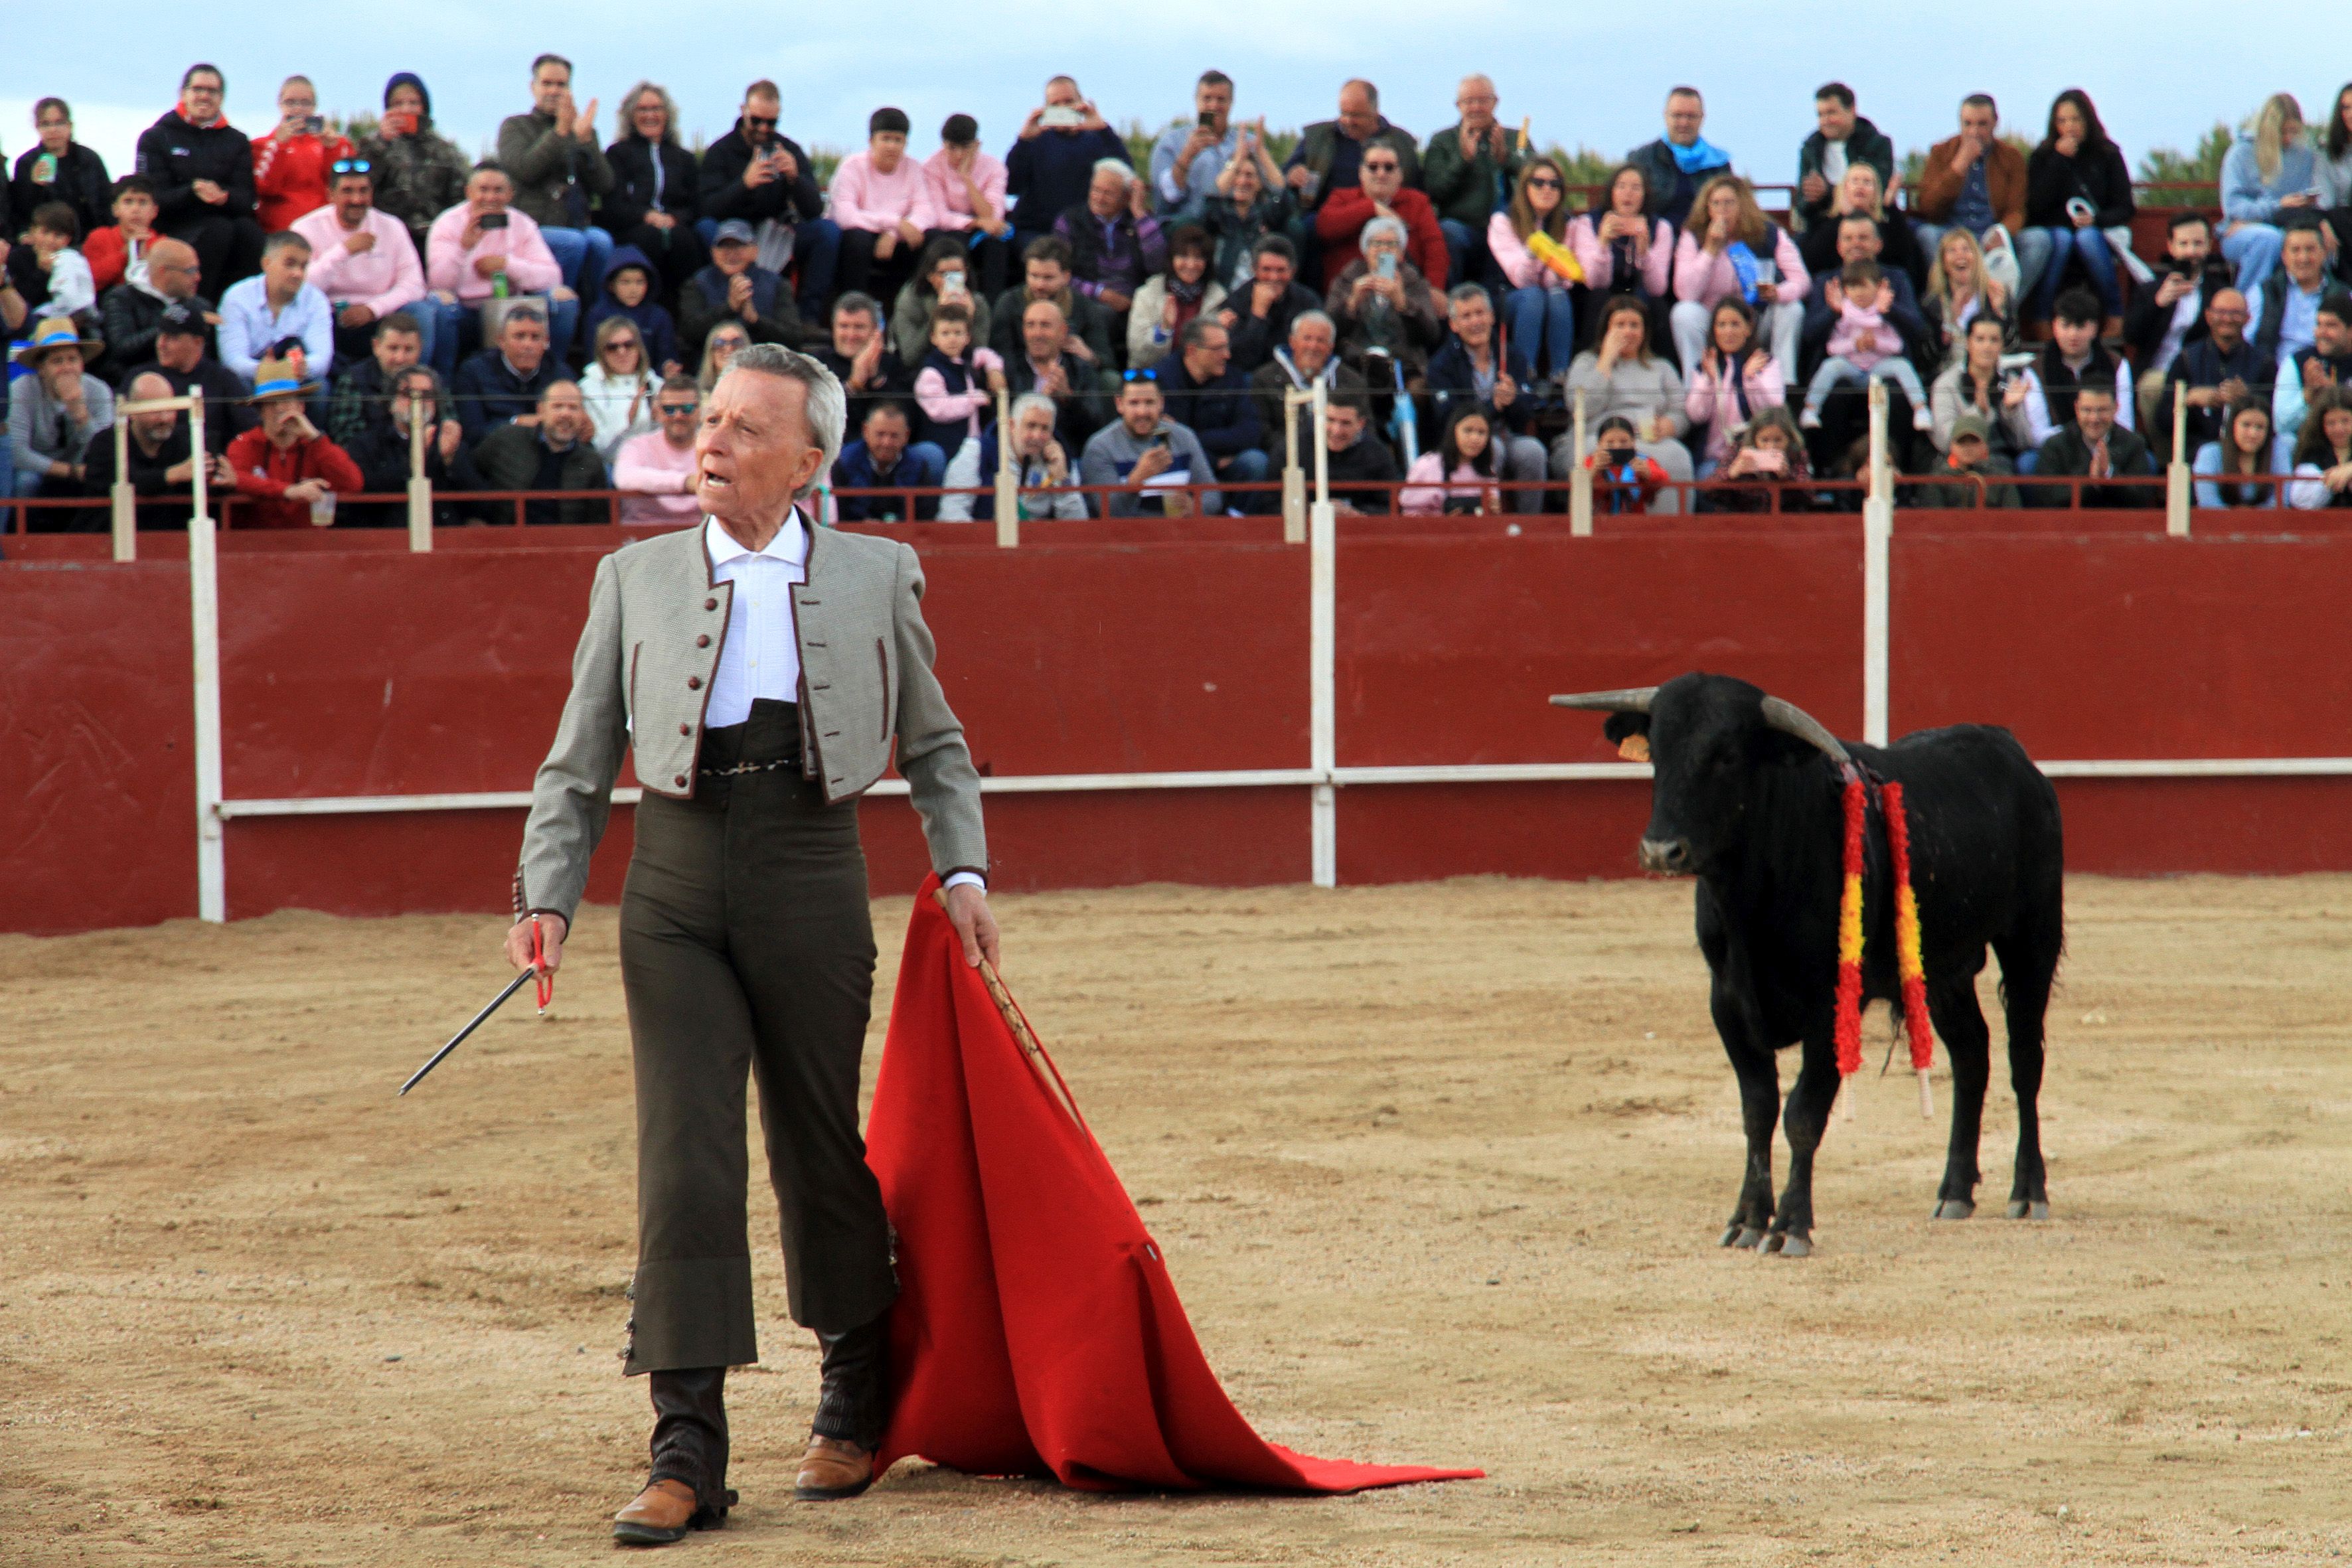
[866,876,1482,1493]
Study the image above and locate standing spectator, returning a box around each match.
[584,248,680,377]
[98,237,214,377]
[2019,289,2135,456]
[611,377,702,523]
[1421,282,1545,508]
[1325,216,1443,380]
[2271,291,2352,464]
[1563,162,1674,303]
[1683,297,1787,475]
[1628,87,1730,231]
[1005,77,1130,252]
[9,317,114,501]
[1149,317,1268,497]
[11,99,112,241]
[695,80,836,318]
[810,292,915,431]
[986,235,1114,367]
[1930,315,2034,460]
[497,54,614,313]
[1201,133,1291,289]
[1494,157,1585,379]
[2252,225,2334,367]
[150,302,252,453]
[1399,403,1504,514]
[2025,90,2133,333]
[1148,72,1240,222]
[1216,235,1320,374]
[2319,84,2352,271]
[925,115,1016,301]
[80,370,234,530]
[695,323,749,396]
[1054,161,1167,328]
[938,390,1089,522]
[250,76,353,233]
[680,220,801,367]
[225,355,362,526]
[1129,225,1227,368]
[1080,370,1220,517]
[1314,142,1445,290]
[1671,175,1809,381]
[909,301,1004,459]
[1249,309,1369,457]
[580,316,657,460]
[1004,296,1113,453]
[892,236,993,368]
[451,303,559,441]
[2127,215,2235,438]
[1421,75,1524,289]
[831,401,944,522]
[2194,402,2280,509]
[218,231,334,392]
[1283,80,1421,216]
[9,202,96,322]
[1552,296,1692,506]
[2219,94,2318,298]
[340,365,479,526]
[833,108,947,304]
[2159,289,2261,463]
[602,83,706,300]
[293,161,429,369]
[424,165,571,376]
[1794,83,1895,236]
[358,74,471,256]
[1921,226,2014,370]
[84,177,161,294]
[473,379,604,524]
[136,64,265,291]
[1795,163,1922,288]
[2286,388,2352,508]
[1798,260,1935,434]
[2027,383,2156,509]
[1318,396,1401,513]
[326,311,423,448]
[1913,95,2042,303]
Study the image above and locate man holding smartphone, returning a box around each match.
[1148,71,1239,222]
[696,80,839,317]
[1006,76,1129,254]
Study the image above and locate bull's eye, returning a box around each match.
[1712,751,1739,775]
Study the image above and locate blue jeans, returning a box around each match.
[2034,224,2121,319]
[1503,286,1577,378]
[1217,445,1273,512]
[423,293,580,375]
[538,225,613,341]
[409,295,467,379]
[1438,217,1491,293]
[2221,223,2286,298]
[694,216,842,317]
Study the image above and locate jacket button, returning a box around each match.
[678,723,691,736]
[696,634,710,648]
[686,675,702,690]
[673,774,686,787]
[704,597,718,611]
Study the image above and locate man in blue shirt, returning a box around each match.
[218,230,333,399]
[1148,71,1238,222]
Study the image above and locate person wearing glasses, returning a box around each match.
[583,316,661,459]
[1492,157,1585,380]
[252,75,356,232]
[695,80,838,318]
[11,99,114,241]
[135,63,266,290]
[1313,144,1444,289]
[613,376,706,522]
[291,159,430,369]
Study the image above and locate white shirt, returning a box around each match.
[1820,139,1849,191]
[2150,286,2202,376]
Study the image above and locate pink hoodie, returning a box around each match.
[830,150,942,234]
[425,202,561,303]
[922,147,1008,233]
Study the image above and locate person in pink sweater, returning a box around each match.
[832,107,946,304]
[611,376,704,523]
[1799,258,1933,431]
[291,164,428,363]
[1399,404,1503,513]
[1486,157,1579,377]
[911,303,1006,453]
[1669,174,1810,381]
[1566,164,1674,297]
[923,113,1016,298]
[422,165,572,374]
[1682,297,1787,473]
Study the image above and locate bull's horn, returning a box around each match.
[1548,688,1657,713]
[1761,696,1851,764]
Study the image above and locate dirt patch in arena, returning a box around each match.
[4,875,2347,1566]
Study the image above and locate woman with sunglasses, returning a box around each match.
[253,75,356,233]
[1489,157,1584,379]
[582,317,660,460]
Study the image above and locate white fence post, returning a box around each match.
[2165,395,2191,538]
[1569,388,1593,536]
[1863,380,1891,749]
[994,386,1019,548]
[188,400,226,922]
[110,419,137,562]
[406,404,433,552]
[1281,387,1309,544]
[1308,378,1337,888]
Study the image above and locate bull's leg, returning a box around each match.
[1993,934,2058,1218]
[1711,980,1778,1248]
[1926,975,1993,1218]
[1765,1037,1842,1258]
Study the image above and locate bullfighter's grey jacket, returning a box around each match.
[517,516,986,923]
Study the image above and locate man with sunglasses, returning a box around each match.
[293,160,430,369]
[613,376,708,522]
[697,81,838,317]
[1079,367,1220,518]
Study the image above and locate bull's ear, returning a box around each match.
[1603,712,1651,745]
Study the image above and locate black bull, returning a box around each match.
[1554,673,2065,1257]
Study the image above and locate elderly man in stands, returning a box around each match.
[1054,161,1166,326]
[1913,95,2043,302]
[453,302,561,441]
[1314,141,1445,289]
[1250,307,1368,459]
[1423,283,1547,510]
[225,354,362,526]
[1283,80,1419,215]
[1081,370,1219,517]
[612,376,704,524]
[1149,71,1240,222]
[473,378,604,524]
[1421,75,1523,290]
[100,237,215,376]
[939,390,1090,522]
[496,54,615,313]
[1629,86,1730,231]
[292,160,429,369]
[425,164,572,378]
[82,369,235,528]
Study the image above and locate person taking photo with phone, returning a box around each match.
[252,75,354,234]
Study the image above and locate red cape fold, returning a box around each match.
[866,875,1483,1494]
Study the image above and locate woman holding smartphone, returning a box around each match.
[890,236,993,364]
[252,75,354,232]
[2219,94,2318,298]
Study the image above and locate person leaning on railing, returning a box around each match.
[471,378,603,524]
[1079,368,1219,518]
[1318,394,1400,514]
[2024,382,2154,509]
[225,354,362,526]
[1908,411,2017,510]
[80,368,236,530]
[343,364,478,526]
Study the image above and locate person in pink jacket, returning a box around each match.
[923,113,1016,298]
[1682,296,1787,474]
[1567,164,1674,299]
[1399,404,1504,513]
[1486,156,1579,378]
[291,163,429,366]
[1670,173,1810,382]
[612,376,704,523]
[422,165,572,376]
[832,107,946,303]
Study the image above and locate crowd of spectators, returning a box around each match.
[12,62,2352,528]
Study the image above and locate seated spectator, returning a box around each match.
[252,76,353,232]
[84,177,161,295]
[1129,225,1229,367]
[1909,412,2018,509]
[2287,388,2352,508]
[292,160,429,369]
[341,365,480,526]
[1201,130,1292,289]
[81,370,234,530]
[9,317,114,501]
[2219,96,2319,298]
[150,302,252,452]
[925,114,1016,300]
[1004,295,1113,453]
[893,236,993,367]
[1564,159,1674,302]
[1796,83,1895,236]
[2028,384,2156,507]
[1150,317,1267,497]
[1318,395,1401,512]
[1216,235,1319,373]
[219,231,333,398]
[1006,76,1131,251]
[139,64,264,291]
[1055,161,1168,325]
[939,390,1090,522]
[2272,291,2352,464]
[2025,90,2133,331]
[2158,288,2262,463]
[1553,296,1692,507]
[1421,75,1524,289]
[326,311,424,447]
[2252,225,2333,367]
[452,303,560,441]
[1683,297,1788,475]
[99,237,215,378]
[584,248,681,376]
[811,292,917,431]
[1494,157,1583,380]
[834,108,947,303]
[1400,402,1504,514]
[1325,217,1443,380]
[832,400,944,522]
[1796,163,1922,288]
[696,80,836,317]
[497,54,614,310]
[1250,309,1370,457]
[2321,84,2352,270]
[1149,71,1241,222]
[1705,405,1816,512]
[7,201,97,323]
[1914,95,2043,305]
[1922,226,2014,369]
[602,83,706,299]
[2019,289,2134,460]
[1628,87,1729,231]
[580,316,657,460]
[1421,283,1546,509]
[11,98,113,241]
[612,377,705,523]
[472,379,603,524]
[1081,370,1220,516]
[2194,402,2280,509]
[1930,315,2034,460]
[1672,175,1809,380]
[696,322,750,395]
[424,165,571,379]
[1796,216,1930,380]
[680,220,801,366]
[911,302,1006,457]
[1800,260,1934,433]
[1314,142,1445,291]
[988,235,1115,366]
[358,74,472,256]
[2127,214,2236,433]
[1283,79,1421,216]
[225,355,362,526]
[1582,414,1669,514]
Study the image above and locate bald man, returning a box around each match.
[80,370,234,529]
[1284,79,1419,213]
[100,236,221,374]
[1421,72,1526,289]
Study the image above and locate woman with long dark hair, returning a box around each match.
[2288,388,2352,508]
[1399,403,1502,514]
[2317,83,2352,271]
[2024,88,2134,333]
[1488,155,1578,378]
[2193,400,2278,508]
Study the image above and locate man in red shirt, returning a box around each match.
[1314,143,1445,289]
[227,355,362,526]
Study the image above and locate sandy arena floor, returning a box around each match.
[3,875,2347,1567]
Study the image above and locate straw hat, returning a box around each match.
[246,355,306,403]
[11,313,106,364]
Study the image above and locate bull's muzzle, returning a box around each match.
[1638,836,1692,874]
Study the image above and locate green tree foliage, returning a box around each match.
[2137,122,2233,195]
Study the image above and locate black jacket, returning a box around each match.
[80,420,197,531]
[603,135,702,230]
[1324,433,1401,511]
[810,344,918,433]
[1794,117,1897,233]
[679,264,803,367]
[2157,334,2267,458]
[1149,351,1263,459]
[1223,280,1324,374]
[988,284,1115,366]
[134,111,258,227]
[2253,272,2329,366]
[12,142,115,240]
[1004,350,1114,452]
[451,349,561,442]
[698,121,824,228]
[470,424,604,524]
[1798,212,1925,292]
[2025,141,2134,231]
[2029,424,2158,509]
[102,285,220,374]
[1422,337,1539,439]
[157,358,254,453]
[343,420,482,526]
[2124,258,2237,364]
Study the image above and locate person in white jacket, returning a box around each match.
[579,316,658,461]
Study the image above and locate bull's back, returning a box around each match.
[1862,724,2063,951]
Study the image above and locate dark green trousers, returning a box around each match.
[617,700,896,1375]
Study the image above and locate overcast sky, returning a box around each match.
[7,3,2351,189]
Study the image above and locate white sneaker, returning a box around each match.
[1798,407,1823,430]
[1912,408,1934,431]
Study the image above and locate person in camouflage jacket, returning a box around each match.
[356,72,472,252]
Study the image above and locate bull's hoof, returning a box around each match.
[1763,1231,1812,1259]
[1719,1223,1741,1247]
[1720,1224,1766,1249]
[2007,1200,2050,1220]
[1932,1200,1976,1220]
